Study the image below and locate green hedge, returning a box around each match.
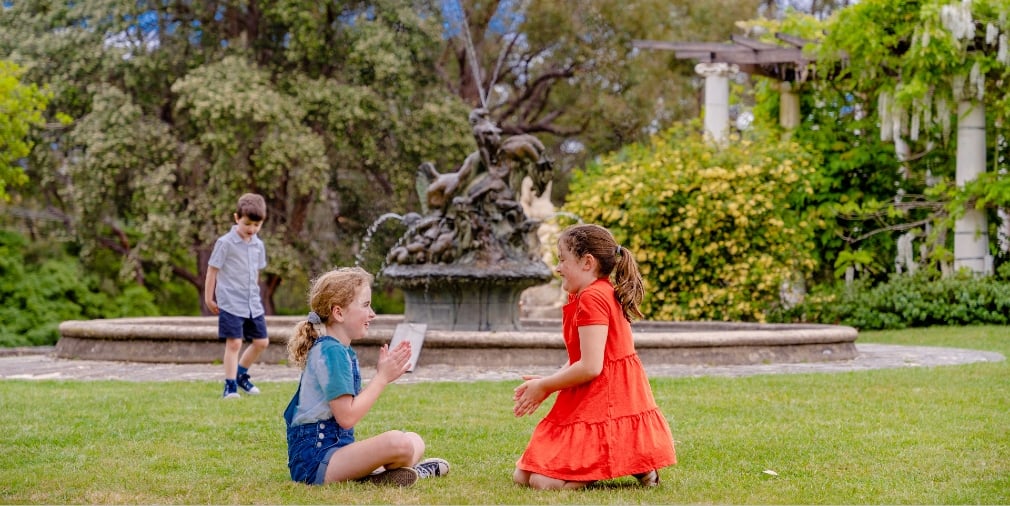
[0,229,159,347]
[768,272,1010,330]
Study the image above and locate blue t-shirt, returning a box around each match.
[290,337,361,426]
[207,225,267,318]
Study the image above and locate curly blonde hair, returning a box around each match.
[286,267,373,369]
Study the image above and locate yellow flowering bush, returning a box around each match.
[564,124,820,321]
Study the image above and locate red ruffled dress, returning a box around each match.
[516,278,677,481]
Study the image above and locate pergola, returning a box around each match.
[633,33,817,141]
[634,33,814,81]
[632,33,992,276]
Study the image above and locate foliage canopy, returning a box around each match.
[0,0,476,312]
[0,60,48,202]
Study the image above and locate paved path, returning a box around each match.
[0,344,1002,383]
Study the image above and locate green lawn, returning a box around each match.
[1,325,1008,504]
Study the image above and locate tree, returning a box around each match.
[0,60,48,202]
[0,1,475,314]
[757,0,858,19]
[436,0,765,176]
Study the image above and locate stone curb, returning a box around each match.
[55,316,861,367]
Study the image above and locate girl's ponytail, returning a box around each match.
[612,245,645,321]
[287,320,319,369]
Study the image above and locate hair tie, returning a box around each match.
[615,245,622,257]
[307,311,322,325]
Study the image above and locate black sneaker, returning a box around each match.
[222,382,240,400]
[236,373,260,395]
[414,457,450,478]
[360,467,419,487]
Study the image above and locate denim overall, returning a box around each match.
[284,336,360,485]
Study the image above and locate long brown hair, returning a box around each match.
[286,267,373,369]
[558,224,645,321]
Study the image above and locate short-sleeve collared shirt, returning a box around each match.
[208,225,267,318]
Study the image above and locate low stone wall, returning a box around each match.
[56,315,858,367]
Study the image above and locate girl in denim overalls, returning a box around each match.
[284,267,449,487]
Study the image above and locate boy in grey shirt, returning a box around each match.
[205,193,269,399]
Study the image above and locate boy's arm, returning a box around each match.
[204,266,220,315]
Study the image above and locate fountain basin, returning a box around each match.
[56,315,858,367]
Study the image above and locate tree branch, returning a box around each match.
[840,215,943,244]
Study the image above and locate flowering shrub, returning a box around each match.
[563,124,820,321]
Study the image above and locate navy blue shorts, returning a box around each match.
[217,310,268,342]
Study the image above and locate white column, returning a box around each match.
[779,81,800,130]
[695,62,737,143]
[954,101,991,275]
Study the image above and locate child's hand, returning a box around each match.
[375,341,411,383]
[205,299,219,315]
[513,375,547,417]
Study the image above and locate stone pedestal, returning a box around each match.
[381,262,553,331]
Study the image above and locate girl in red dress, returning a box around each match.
[513,224,677,490]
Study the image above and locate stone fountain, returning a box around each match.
[380,108,554,331]
[54,109,860,369]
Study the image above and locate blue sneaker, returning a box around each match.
[222,382,240,399]
[237,373,260,395]
[414,458,450,478]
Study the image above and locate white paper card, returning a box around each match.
[389,323,426,372]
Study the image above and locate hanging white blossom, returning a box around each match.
[986,23,999,45]
[879,91,893,141]
[893,100,907,140]
[941,1,975,41]
[936,96,952,140]
[952,73,967,101]
[970,61,984,100]
[910,110,921,141]
[999,34,1009,64]
[910,94,932,142]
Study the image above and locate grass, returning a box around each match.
[1,325,1009,504]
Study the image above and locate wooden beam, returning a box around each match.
[717,48,805,65]
[730,34,782,50]
[670,50,717,61]
[775,32,815,48]
[634,35,827,82]
[633,39,746,53]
